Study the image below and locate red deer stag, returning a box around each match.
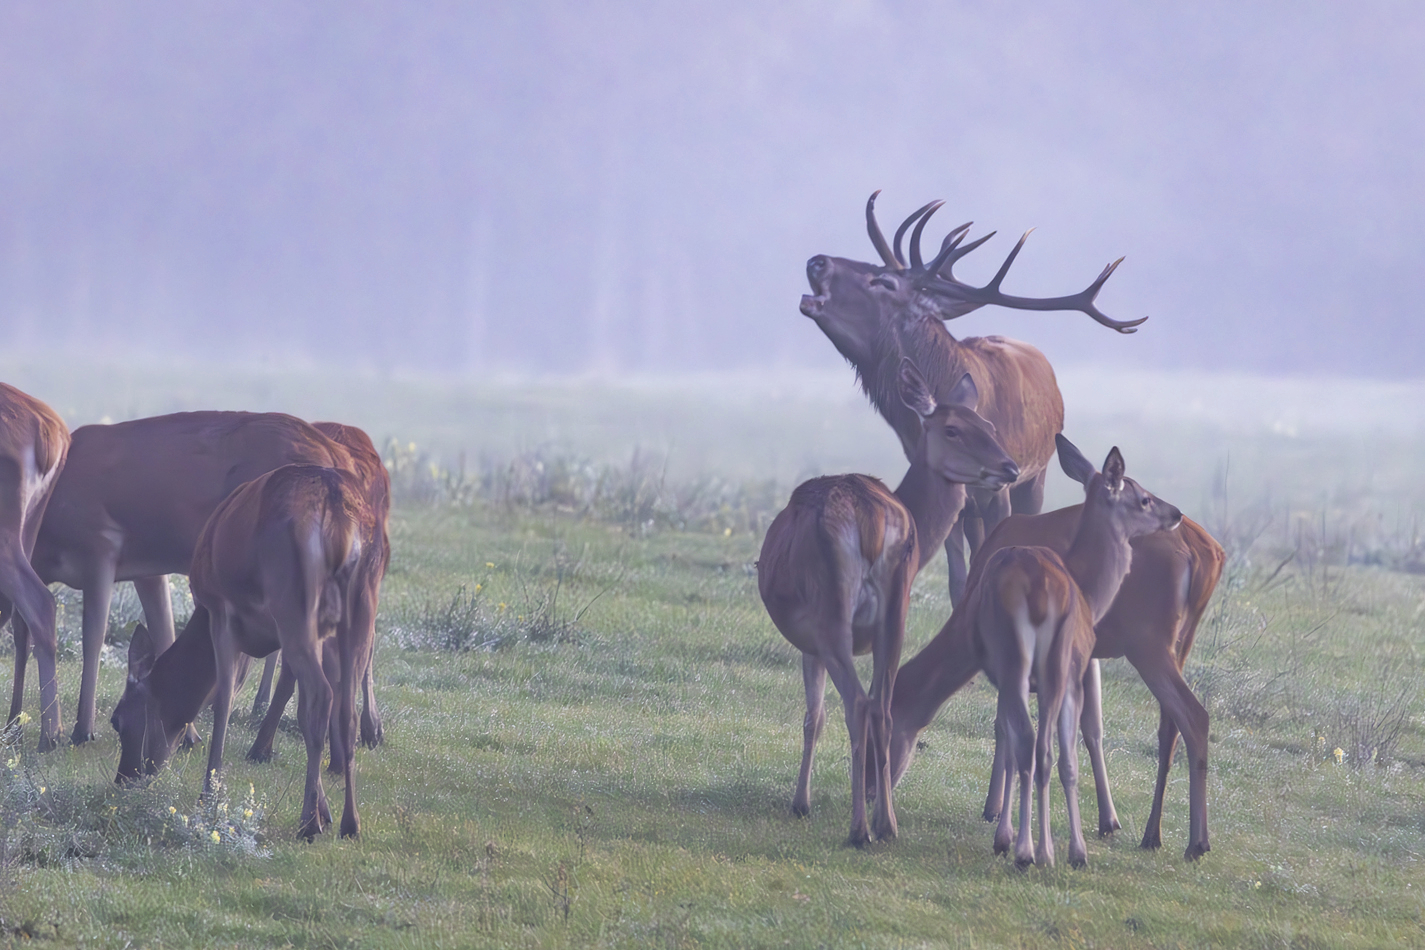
[247,420,391,764]
[883,448,1221,861]
[758,360,1019,845]
[0,384,69,746]
[800,191,1144,602]
[29,412,356,749]
[113,464,374,839]
[975,438,1180,867]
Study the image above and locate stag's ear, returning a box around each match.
[1055,434,1097,486]
[1102,447,1126,491]
[127,623,157,683]
[897,359,938,419]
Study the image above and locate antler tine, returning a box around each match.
[925,229,997,279]
[984,229,1035,292]
[865,191,901,270]
[924,246,1147,333]
[907,200,946,271]
[893,201,942,269]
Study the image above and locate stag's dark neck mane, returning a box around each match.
[861,309,976,455]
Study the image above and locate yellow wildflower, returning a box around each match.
[1333,747,1345,765]
[16,711,30,725]
[210,830,221,843]
[486,562,495,568]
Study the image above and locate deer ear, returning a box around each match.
[1102,446,1126,490]
[897,358,938,419]
[942,372,979,410]
[127,623,157,683]
[1055,434,1097,486]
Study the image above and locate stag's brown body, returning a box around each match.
[112,464,374,840]
[801,192,1142,599]
[29,411,356,747]
[247,420,391,763]
[0,383,69,747]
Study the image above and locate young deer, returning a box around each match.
[758,359,1019,846]
[112,464,374,840]
[979,437,1180,868]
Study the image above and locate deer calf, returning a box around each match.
[979,437,1180,867]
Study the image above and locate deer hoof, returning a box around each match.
[1184,840,1210,862]
[1098,818,1121,837]
[37,733,60,753]
[982,806,1000,823]
[1139,831,1163,851]
[70,728,94,746]
[360,718,383,749]
[246,744,273,764]
[790,801,810,819]
[845,830,871,850]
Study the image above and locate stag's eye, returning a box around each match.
[869,275,897,291]
[943,427,960,439]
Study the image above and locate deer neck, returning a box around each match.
[893,450,966,574]
[889,605,979,733]
[149,611,219,737]
[1062,511,1135,625]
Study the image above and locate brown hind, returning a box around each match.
[112,465,375,840]
[247,420,391,766]
[758,360,1019,845]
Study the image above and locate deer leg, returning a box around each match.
[945,519,969,606]
[1008,468,1047,516]
[336,621,368,839]
[72,564,117,745]
[251,654,278,717]
[359,657,382,749]
[323,641,343,775]
[1034,676,1065,869]
[999,684,1036,868]
[287,642,333,840]
[0,547,58,747]
[792,654,827,818]
[201,610,240,803]
[1141,709,1181,850]
[352,575,383,749]
[8,607,28,726]
[1136,652,1211,861]
[983,734,1007,823]
[1078,659,1120,835]
[248,654,294,762]
[867,568,909,842]
[823,651,871,848]
[1059,681,1089,868]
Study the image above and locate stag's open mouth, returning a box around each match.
[800,294,827,318]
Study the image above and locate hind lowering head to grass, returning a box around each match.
[112,464,376,841]
[757,359,1018,847]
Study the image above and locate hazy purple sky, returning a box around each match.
[2,2,1420,377]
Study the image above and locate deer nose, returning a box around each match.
[992,460,1021,485]
[800,294,826,318]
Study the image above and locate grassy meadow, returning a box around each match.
[3,360,1425,948]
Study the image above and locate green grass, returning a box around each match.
[3,364,1425,947]
[4,501,1425,949]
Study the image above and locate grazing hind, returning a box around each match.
[112,464,375,840]
[758,359,1019,845]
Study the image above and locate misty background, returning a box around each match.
[2,2,1421,379]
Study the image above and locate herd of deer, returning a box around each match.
[759,193,1223,867]
[0,192,1222,867]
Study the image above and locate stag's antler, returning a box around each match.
[865,192,1147,334]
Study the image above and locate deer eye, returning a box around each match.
[943,427,960,439]
[870,275,897,291]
